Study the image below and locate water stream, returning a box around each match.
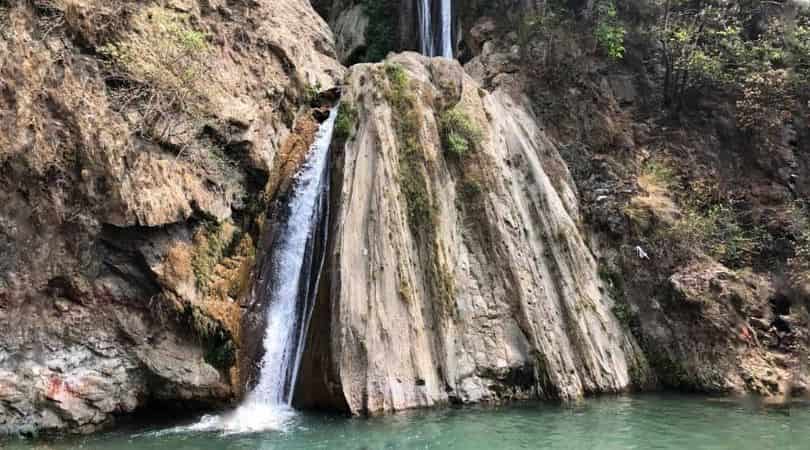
[439,0,452,57]
[418,0,453,57]
[183,106,338,434]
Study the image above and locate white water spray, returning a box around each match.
[181,106,338,435]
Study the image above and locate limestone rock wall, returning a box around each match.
[298,53,647,414]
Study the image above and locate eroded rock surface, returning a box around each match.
[0,0,341,434]
[298,53,648,414]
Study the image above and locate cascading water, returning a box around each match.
[418,0,453,58]
[184,106,338,435]
[419,0,432,55]
[439,0,452,58]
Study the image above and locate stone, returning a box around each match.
[297,53,648,415]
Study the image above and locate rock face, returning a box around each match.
[632,262,807,397]
[330,2,369,63]
[0,0,341,434]
[297,53,647,414]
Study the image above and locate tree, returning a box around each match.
[654,0,809,112]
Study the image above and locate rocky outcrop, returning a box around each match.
[0,0,342,434]
[616,257,809,398]
[297,53,648,414]
[323,1,369,63]
[453,0,810,401]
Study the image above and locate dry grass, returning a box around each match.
[625,159,680,230]
[99,4,219,144]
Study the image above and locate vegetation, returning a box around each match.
[670,201,764,268]
[357,0,397,63]
[304,81,322,104]
[788,207,810,286]
[627,160,766,268]
[382,63,435,230]
[594,0,626,60]
[653,0,810,112]
[517,2,572,65]
[191,221,233,292]
[599,263,638,330]
[335,101,359,141]
[438,107,483,156]
[100,6,212,117]
[379,62,456,315]
[188,304,236,370]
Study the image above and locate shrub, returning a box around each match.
[641,159,675,187]
[594,0,625,60]
[736,69,793,132]
[360,0,397,63]
[670,201,764,268]
[99,6,211,116]
[334,101,358,141]
[439,107,483,156]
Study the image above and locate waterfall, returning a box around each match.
[249,106,334,408]
[418,0,453,58]
[439,0,452,58]
[419,0,432,56]
[185,106,338,435]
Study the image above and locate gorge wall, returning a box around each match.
[296,53,648,413]
[302,0,810,409]
[2,0,809,436]
[0,0,341,434]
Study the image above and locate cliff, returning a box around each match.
[2,0,809,437]
[309,0,810,406]
[296,53,649,413]
[0,0,341,434]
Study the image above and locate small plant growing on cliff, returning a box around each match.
[788,206,810,287]
[303,81,322,104]
[670,199,763,268]
[191,220,232,292]
[384,63,408,101]
[381,62,435,230]
[439,107,482,156]
[594,0,625,60]
[100,6,212,117]
[335,101,358,141]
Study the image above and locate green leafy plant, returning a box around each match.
[654,0,810,110]
[359,0,397,63]
[335,101,359,141]
[439,107,483,156]
[594,0,626,60]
